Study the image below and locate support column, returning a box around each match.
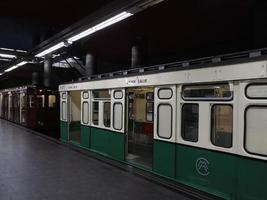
[32,72,39,86]
[85,53,96,77]
[131,36,147,68]
[253,2,267,48]
[44,55,52,88]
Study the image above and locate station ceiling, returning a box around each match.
[0,0,266,87]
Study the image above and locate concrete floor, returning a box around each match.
[0,119,191,200]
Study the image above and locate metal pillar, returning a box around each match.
[32,72,39,86]
[85,53,96,76]
[131,37,147,68]
[44,55,52,88]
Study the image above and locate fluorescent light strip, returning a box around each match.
[0,48,27,53]
[35,11,132,58]
[0,58,11,61]
[0,53,16,59]
[35,42,65,58]
[68,11,133,43]
[4,61,28,72]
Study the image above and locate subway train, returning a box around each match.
[0,85,60,138]
[58,49,267,200]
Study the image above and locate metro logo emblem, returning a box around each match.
[196,157,210,176]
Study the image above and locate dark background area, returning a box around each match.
[0,0,267,88]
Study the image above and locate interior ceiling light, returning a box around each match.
[35,42,65,58]
[4,61,28,72]
[0,53,16,59]
[68,11,133,43]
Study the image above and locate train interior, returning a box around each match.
[69,91,81,144]
[126,87,154,169]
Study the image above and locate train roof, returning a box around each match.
[59,48,267,91]
[0,85,43,93]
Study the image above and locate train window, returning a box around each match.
[211,105,233,148]
[246,84,267,99]
[158,88,173,99]
[113,103,123,130]
[29,95,35,108]
[83,92,89,99]
[82,102,89,124]
[157,104,172,139]
[183,84,232,100]
[48,95,56,108]
[37,95,45,108]
[92,101,99,125]
[103,102,111,127]
[245,106,267,156]
[62,102,67,121]
[114,90,123,99]
[93,90,110,99]
[62,93,66,99]
[182,104,199,142]
[146,102,154,122]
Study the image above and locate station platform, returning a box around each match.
[0,119,192,200]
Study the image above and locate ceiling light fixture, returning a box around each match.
[0,53,16,59]
[4,61,28,72]
[35,42,65,58]
[0,58,12,61]
[68,11,133,43]
[35,11,132,58]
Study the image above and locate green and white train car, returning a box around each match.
[59,52,267,200]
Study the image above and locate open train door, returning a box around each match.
[153,85,177,177]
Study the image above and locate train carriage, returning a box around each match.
[59,52,267,200]
[0,85,60,138]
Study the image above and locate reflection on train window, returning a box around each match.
[37,95,45,108]
[92,101,99,125]
[93,90,110,99]
[157,104,172,139]
[246,84,267,99]
[183,84,232,100]
[103,102,111,127]
[29,95,35,108]
[113,103,123,130]
[48,95,56,108]
[245,106,267,156]
[182,104,199,142]
[82,102,89,124]
[211,105,233,148]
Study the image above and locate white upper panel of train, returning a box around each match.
[59,61,267,91]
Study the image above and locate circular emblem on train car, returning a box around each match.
[196,157,210,176]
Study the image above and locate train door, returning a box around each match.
[0,93,2,118]
[8,92,12,121]
[20,91,27,125]
[126,87,154,168]
[3,93,9,119]
[13,92,20,123]
[69,91,82,144]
